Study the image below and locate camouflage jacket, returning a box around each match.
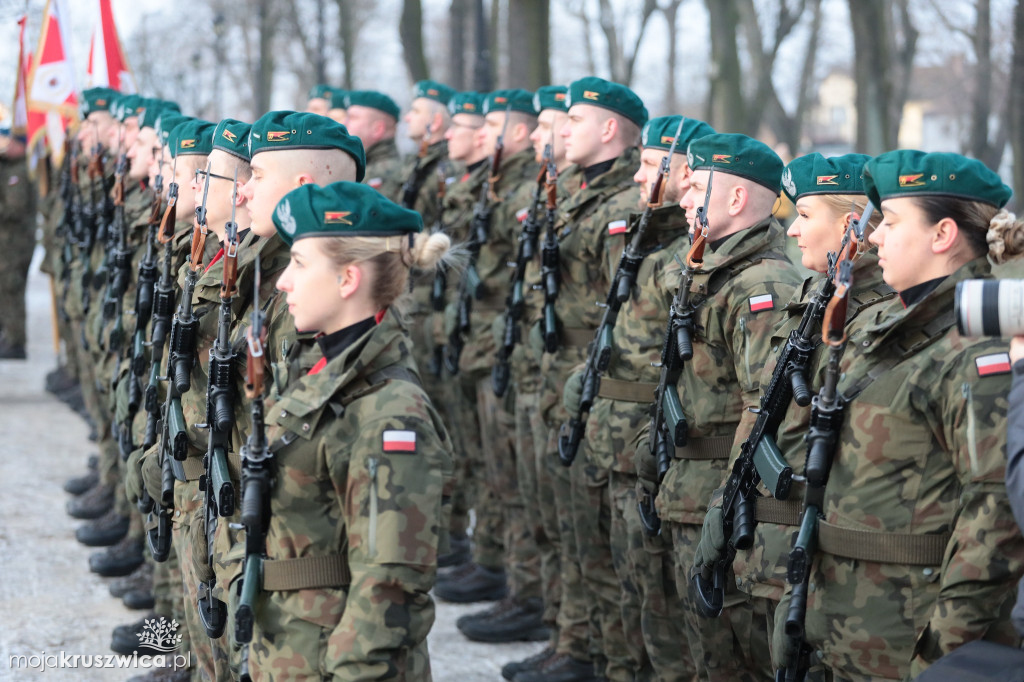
[456,149,539,375]
[362,138,404,200]
[507,183,548,395]
[257,308,454,679]
[800,256,1024,679]
[654,217,802,525]
[731,251,894,601]
[581,204,690,473]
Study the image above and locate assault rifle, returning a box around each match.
[236,252,271,652]
[197,170,240,639]
[559,119,686,466]
[400,123,437,210]
[444,105,511,375]
[691,204,874,618]
[636,170,715,537]
[492,144,551,397]
[103,130,132,355]
[427,163,449,377]
[537,157,560,353]
[80,142,106,316]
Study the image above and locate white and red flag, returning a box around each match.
[26,0,79,167]
[12,13,31,136]
[87,0,136,93]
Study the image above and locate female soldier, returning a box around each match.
[774,150,1024,680]
[248,181,455,680]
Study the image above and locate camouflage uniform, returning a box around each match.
[248,309,454,680]
[533,148,641,670]
[637,216,802,681]
[452,148,542,599]
[362,138,404,199]
[776,257,1024,680]
[577,204,695,680]
[0,152,37,350]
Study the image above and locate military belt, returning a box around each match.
[753,496,802,526]
[181,457,205,482]
[673,435,733,460]
[561,327,596,348]
[262,554,352,591]
[817,521,950,566]
[596,378,658,403]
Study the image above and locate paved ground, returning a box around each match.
[0,251,544,680]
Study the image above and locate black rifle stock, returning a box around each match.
[538,160,560,353]
[427,163,449,378]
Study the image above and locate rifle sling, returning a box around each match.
[817,521,950,566]
[262,554,351,590]
[596,377,658,403]
[673,435,733,460]
[754,496,802,526]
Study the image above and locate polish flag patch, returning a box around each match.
[975,352,1011,377]
[367,177,383,189]
[382,430,417,453]
[748,294,775,313]
[516,208,530,223]
[608,219,628,235]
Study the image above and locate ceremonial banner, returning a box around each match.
[26,0,79,167]
[13,14,30,135]
[87,0,136,93]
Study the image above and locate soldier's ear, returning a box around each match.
[600,116,617,144]
[295,173,315,188]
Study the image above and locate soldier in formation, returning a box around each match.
[39,68,1024,682]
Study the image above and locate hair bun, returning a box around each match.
[987,209,1024,264]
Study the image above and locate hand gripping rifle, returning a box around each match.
[443,105,511,375]
[492,144,551,397]
[637,170,715,536]
[235,252,271,656]
[400,123,436,210]
[427,163,449,378]
[81,142,106,315]
[197,170,240,639]
[103,131,132,355]
[690,204,874,618]
[777,212,868,682]
[559,119,686,467]
[146,163,212,562]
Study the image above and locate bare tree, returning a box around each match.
[1010,0,1023,208]
[659,0,685,114]
[400,0,430,81]
[564,0,599,76]
[704,0,745,131]
[254,0,277,116]
[507,0,550,88]
[449,0,470,89]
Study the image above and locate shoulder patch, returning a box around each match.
[607,219,627,235]
[516,207,530,223]
[367,177,383,189]
[748,294,774,313]
[975,352,1011,377]
[382,429,417,453]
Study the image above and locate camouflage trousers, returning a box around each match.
[70,318,120,487]
[0,212,35,347]
[667,520,775,681]
[609,471,696,681]
[172,479,232,682]
[514,389,562,628]
[150,539,197,679]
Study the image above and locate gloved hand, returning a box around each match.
[125,446,146,504]
[443,301,459,338]
[562,369,584,413]
[528,321,545,362]
[634,431,660,488]
[140,445,164,503]
[692,505,726,573]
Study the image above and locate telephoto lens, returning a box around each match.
[955,279,1024,337]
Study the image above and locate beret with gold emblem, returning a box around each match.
[248,110,366,182]
[533,85,568,114]
[687,132,784,194]
[781,152,872,203]
[565,76,647,127]
[412,80,456,105]
[863,149,1011,209]
[641,115,716,154]
[173,119,215,157]
[212,118,251,161]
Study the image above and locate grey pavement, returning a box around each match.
[0,250,544,680]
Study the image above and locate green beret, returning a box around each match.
[412,80,455,105]
[273,181,423,247]
[533,85,568,114]
[329,89,349,110]
[345,90,400,120]
[158,114,191,149]
[212,119,251,161]
[641,116,715,154]
[448,91,485,117]
[687,133,784,194]
[863,149,1012,209]
[113,94,144,122]
[781,153,872,203]
[81,87,118,116]
[483,89,536,116]
[248,110,366,182]
[308,84,335,101]
[565,77,647,128]
[139,100,181,130]
[173,119,215,157]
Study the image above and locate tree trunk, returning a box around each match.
[400,0,430,82]
[449,0,469,89]
[849,0,895,153]
[662,1,681,114]
[705,0,746,133]
[507,0,550,88]
[889,0,919,145]
[473,0,493,91]
[336,0,357,89]
[255,0,275,116]
[1010,0,1024,210]
[970,0,995,164]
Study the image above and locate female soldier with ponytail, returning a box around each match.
[249,181,455,680]
[774,150,1024,680]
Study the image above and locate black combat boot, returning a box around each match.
[45,366,79,394]
[434,562,507,603]
[63,467,100,495]
[503,647,556,681]
[126,667,191,682]
[437,530,472,568]
[110,613,175,656]
[110,562,153,598]
[89,535,144,577]
[75,509,130,546]
[457,596,549,642]
[513,653,600,682]
[66,482,114,519]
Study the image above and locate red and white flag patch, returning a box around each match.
[976,352,1011,377]
[367,177,383,189]
[382,430,417,452]
[516,207,530,223]
[748,294,774,313]
[608,219,628,235]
